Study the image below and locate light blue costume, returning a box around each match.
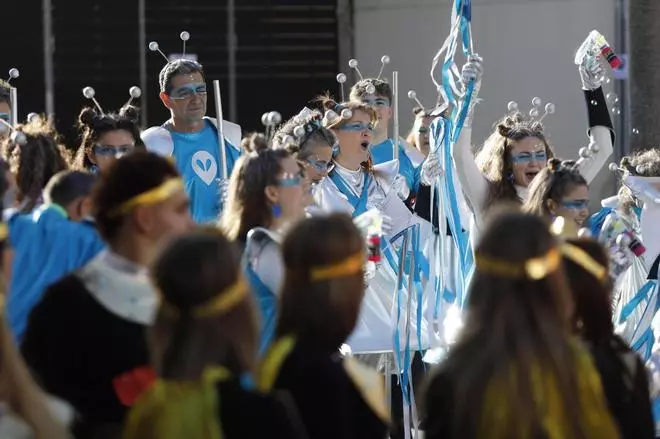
[7,205,105,342]
[370,139,422,197]
[141,117,242,223]
[242,228,282,354]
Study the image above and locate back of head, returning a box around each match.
[524,158,586,217]
[151,228,256,379]
[562,238,613,343]
[158,59,206,94]
[446,211,585,437]
[220,148,290,243]
[468,210,570,339]
[1,115,70,212]
[44,170,96,207]
[93,151,179,242]
[278,214,365,350]
[240,132,268,153]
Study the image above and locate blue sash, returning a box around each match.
[328,170,372,217]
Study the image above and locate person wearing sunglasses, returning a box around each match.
[142,59,243,224]
[523,159,590,227]
[74,105,142,175]
[220,144,308,353]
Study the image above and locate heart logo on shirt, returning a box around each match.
[191,151,218,185]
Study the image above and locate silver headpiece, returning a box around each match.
[148,31,194,63]
[506,97,556,123]
[82,86,142,116]
[336,55,391,102]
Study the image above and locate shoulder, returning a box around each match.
[204,117,242,152]
[141,125,173,156]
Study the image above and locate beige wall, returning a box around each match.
[351,0,619,204]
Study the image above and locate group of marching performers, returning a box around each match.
[0,13,659,439]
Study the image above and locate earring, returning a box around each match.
[507,171,514,182]
[272,203,282,218]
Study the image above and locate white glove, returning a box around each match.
[579,54,605,90]
[353,208,393,237]
[461,54,483,94]
[461,54,483,127]
[392,174,411,202]
[420,153,444,186]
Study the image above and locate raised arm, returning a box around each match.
[450,55,489,216]
[577,56,615,184]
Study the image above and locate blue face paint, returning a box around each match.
[338,122,374,133]
[510,150,547,164]
[305,157,332,173]
[93,144,134,157]
[168,83,207,100]
[0,113,9,122]
[362,97,390,108]
[561,200,589,210]
[278,171,305,187]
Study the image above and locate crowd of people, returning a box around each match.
[0,13,659,439]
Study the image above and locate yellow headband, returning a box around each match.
[475,248,561,280]
[110,178,184,217]
[560,243,608,282]
[310,252,364,282]
[161,278,248,318]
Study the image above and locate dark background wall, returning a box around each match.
[2,0,340,148]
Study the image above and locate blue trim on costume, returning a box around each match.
[328,169,371,218]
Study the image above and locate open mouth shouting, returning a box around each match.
[360,140,370,151]
[525,172,539,184]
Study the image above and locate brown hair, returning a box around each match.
[618,148,660,216]
[219,147,291,243]
[272,109,336,161]
[0,312,71,439]
[277,214,365,351]
[240,132,268,153]
[1,115,71,213]
[316,94,378,172]
[523,159,587,218]
[150,228,258,379]
[433,211,589,438]
[93,152,179,243]
[74,105,143,171]
[562,238,614,344]
[475,112,554,210]
[349,78,393,102]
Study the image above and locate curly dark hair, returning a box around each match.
[523,158,587,218]
[476,112,555,210]
[74,105,143,171]
[0,115,71,213]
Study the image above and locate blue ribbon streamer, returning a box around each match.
[328,170,371,218]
